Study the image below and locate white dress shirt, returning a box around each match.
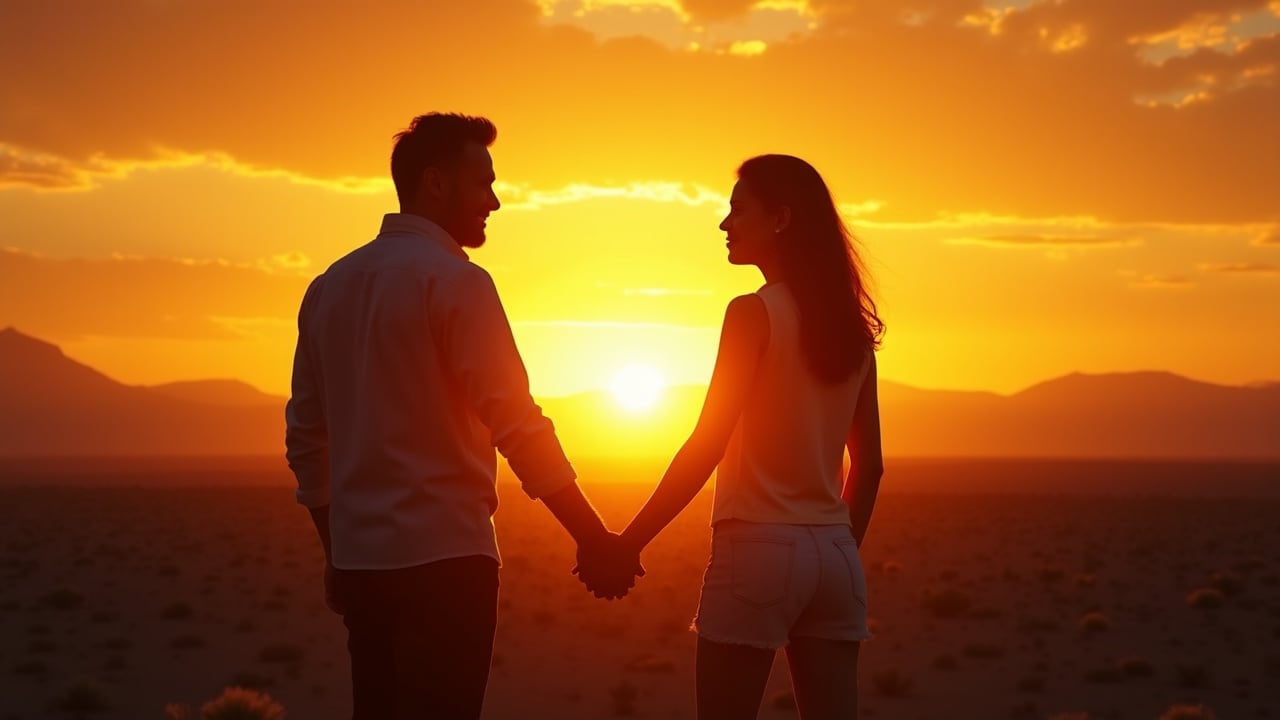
[285,213,576,570]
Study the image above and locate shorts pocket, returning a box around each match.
[833,539,869,609]
[730,537,794,608]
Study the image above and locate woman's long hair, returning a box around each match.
[737,154,885,383]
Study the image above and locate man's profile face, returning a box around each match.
[439,142,500,248]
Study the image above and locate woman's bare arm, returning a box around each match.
[843,352,884,547]
[620,295,768,552]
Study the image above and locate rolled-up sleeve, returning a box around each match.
[285,276,331,508]
[439,267,576,499]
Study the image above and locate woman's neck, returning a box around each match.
[758,259,782,285]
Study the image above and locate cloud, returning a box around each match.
[1253,226,1280,246]
[1,0,1276,224]
[497,180,728,210]
[0,144,390,194]
[1127,6,1280,64]
[512,320,711,330]
[1200,261,1280,274]
[1130,274,1196,289]
[536,0,812,50]
[621,287,714,296]
[946,235,1141,249]
[727,39,768,55]
[0,144,95,190]
[0,248,309,341]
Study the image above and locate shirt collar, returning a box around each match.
[378,213,469,260]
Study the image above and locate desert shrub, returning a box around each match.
[1083,666,1124,684]
[227,672,275,691]
[624,654,675,673]
[257,644,304,664]
[1186,588,1224,609]
[170,634,205,650]
[962,643,1005,659]
[49,679,111,717]
[102,656,128,672]
[39,588,84,610]
[1075,573,1096,588]
[1264,654,1280,678]
[198,687,285,720]
[1174,664,1211,689]
[101,637,132,651]
[921,587,971,619]
[609,679,639,716]
[162,603,193,620]
[1039,567,1066,584]
[1018,617,1060,633]
[1078,611,1110,633]
[27,638,58,654]
[932,653,958,670]
[1158,704,1217,720]
[1118,656,1153,677]
[1016,675,1045,693]
[1208,571,1242,597]
[12,659,48,675]
[871,668,912,697]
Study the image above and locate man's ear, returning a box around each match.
[421,166,449,202]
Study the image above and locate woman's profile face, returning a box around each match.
[719,181,779,267]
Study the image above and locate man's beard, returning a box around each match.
[455,227,486,248]
[443,194,486,248]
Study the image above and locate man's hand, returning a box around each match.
[573,533,644,600]
[323,563,345,615]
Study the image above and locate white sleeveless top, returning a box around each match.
[712,283,871,526]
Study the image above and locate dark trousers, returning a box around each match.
[335,555,500,720]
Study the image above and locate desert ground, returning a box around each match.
[1,458,1278,719]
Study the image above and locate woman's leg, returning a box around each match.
[784,637,859,720]
[696,636,776,720]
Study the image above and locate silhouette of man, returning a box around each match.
[285,113,638,720]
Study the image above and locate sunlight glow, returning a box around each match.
[609,364,666,412]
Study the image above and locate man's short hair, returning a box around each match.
[390,113,497,205]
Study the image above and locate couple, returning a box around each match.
[285,112,885,720]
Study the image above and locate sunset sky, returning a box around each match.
[2,0,1278,400]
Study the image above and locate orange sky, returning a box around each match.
[1,0,1278,398]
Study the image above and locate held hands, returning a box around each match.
[573,532,645,600]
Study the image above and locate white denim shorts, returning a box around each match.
[693,520,871,649]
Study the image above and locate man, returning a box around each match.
[285,112,639,720]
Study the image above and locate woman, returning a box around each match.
[617,154,885,719]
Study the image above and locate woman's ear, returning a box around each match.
[775,206,792,233]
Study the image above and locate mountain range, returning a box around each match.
[1,327,1277,459]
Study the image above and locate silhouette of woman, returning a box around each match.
[618,154,885,719]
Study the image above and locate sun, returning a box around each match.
[609,364,666,412]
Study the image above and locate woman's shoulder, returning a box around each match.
[725,292,768,319]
